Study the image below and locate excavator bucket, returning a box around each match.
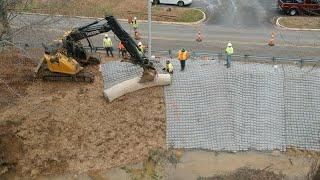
[139,68,157,83]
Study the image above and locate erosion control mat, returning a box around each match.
[101,59,320,152]
[165,60,320,152]
[0,62,166,176]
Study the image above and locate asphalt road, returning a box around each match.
[10,12,320,60]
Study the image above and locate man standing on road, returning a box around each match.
[178,48,188,71]
[103,34,113,57]
[132,17,138,32]
[225,42,233,68]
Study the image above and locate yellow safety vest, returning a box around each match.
[178,50,188,61]
[103,38,112,48]
[139,45,145,53]
[226,47,233,55]
[166,63,174,73]
[132,20,138,29]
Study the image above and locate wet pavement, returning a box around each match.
[191,0,279,27]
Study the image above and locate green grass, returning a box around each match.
[179,9,204,22]
[17,0,204,23]
[278,17,320,29]
[312,165,320,180]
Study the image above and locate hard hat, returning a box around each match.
[104,34,109,38]
[227,42,232,47]
[138,42,142,46]
[134,17,137,20]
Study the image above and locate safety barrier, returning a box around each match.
[84,46,320,66]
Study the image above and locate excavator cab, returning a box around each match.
[37,42,94,82]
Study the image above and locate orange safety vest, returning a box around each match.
[118,42,125,50]
[178,50,188,61]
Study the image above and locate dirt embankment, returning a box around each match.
[0,53,166,177]
[0,49,37,109]
[0,49,36,176]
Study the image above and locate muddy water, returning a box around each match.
[1,151,317,179]
[165,151,315,179]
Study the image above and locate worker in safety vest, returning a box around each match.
[132,17,138,31]
[163,60,174,74]
[178,48,188,71]
[225,42,233,68]
[103,34,113,57]
[138,41,145,54]
[118,41,127,58]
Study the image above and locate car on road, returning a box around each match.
[278,0,320,16]
[152,0,193,7]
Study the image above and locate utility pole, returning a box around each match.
[147,0,152,59]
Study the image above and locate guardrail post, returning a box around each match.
[300,59,304,68]
[192,51,196,59]
[244,54,249,60]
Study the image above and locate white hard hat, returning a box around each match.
[138,42,142,46]
[134,17,137,20]
[104,34,108,37]
[227,42,232,47]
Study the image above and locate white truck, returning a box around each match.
[153,0,193,7]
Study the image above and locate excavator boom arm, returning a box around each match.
[65,16,154,70]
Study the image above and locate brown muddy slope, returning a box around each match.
[0,58,166,176]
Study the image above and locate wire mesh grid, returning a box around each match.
[101,58,320,152]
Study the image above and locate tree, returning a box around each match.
[0,0,31,41]
[0,0,10,40]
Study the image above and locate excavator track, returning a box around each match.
[41,68,94,83]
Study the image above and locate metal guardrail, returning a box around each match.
[3,43,318,66]
[84,46,320,67]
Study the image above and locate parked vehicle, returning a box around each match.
[278,0,320,16]
[153,0,193,7]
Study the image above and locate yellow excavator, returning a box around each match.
[36,16,157,82]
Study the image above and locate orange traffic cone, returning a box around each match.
[196,30,202,42]
[134,30,141,40]
[268,32,275,46]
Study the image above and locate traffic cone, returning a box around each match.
[196,30,202,42]
[268,32,275,46]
